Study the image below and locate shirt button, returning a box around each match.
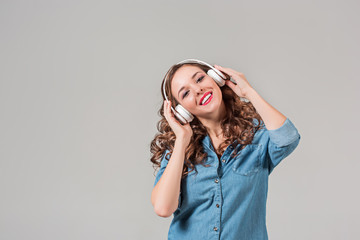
[214,227,218,231]
[214,179,219,183]
[222,159,226,163]
[216,204,220,208]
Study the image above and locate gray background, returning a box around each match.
[0,0,359,239]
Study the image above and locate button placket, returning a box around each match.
[213,176,221,234]
[220,144,234,164]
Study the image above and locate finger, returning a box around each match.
[214,65,239,77]
[214,64,237,74]
[163,101,171,119]
[221,67,239,77]
[163,101,168,114]
[167,101,173,115]
[163,101,166,112]
[215,65,241,85]
[166,101,173,117]
[213,65,231,80]
[225,80,237,89]
[165,101,181,125]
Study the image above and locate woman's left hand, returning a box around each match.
[214,65,253,99]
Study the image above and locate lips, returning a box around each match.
[200,91,212,105]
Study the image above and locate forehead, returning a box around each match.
[171,65,204,91]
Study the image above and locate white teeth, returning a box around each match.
[201,93,212,105]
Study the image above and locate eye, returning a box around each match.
[196,76,204,83]
[182,90,189,98]
[182,76,204,99]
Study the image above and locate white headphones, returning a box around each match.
[162,59,248,124]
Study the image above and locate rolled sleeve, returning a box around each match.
[153,149,171,187]
[266,118,301,174]
[267,118,300,147]
[153,149,182,210]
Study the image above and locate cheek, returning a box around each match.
[186,96,197,106]
[181,96,197,109]
[214,90,223,104]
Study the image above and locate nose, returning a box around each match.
[195,86,204,95]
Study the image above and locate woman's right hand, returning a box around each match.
[163,100,193,147]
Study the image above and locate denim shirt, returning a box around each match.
[153,118,301,240]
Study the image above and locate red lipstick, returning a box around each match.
[200,91,213,105]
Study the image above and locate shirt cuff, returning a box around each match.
[266,118,300,147]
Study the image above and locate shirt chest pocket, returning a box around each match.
[232,144,262,176]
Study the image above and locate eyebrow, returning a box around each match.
[177,71,201,98]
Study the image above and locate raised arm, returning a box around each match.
[213,64,287,130]
[151,100,193,218]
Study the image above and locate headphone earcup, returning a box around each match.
[175,104,194,123]
[207,69,226,87]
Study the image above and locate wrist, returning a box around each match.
[175,138,189,150]
[243,87,256,99]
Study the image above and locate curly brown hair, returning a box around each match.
[150,62,265,179]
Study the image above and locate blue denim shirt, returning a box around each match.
[153,118,301,240]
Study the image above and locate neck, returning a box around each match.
[198,100,227,139]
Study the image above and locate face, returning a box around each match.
[170,65,223,119]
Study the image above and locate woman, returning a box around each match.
[150,59,301,239]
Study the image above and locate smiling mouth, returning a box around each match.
[200,91,213,105]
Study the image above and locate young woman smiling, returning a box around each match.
[150,59,301,239]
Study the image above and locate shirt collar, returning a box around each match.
[202,134,238,152]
